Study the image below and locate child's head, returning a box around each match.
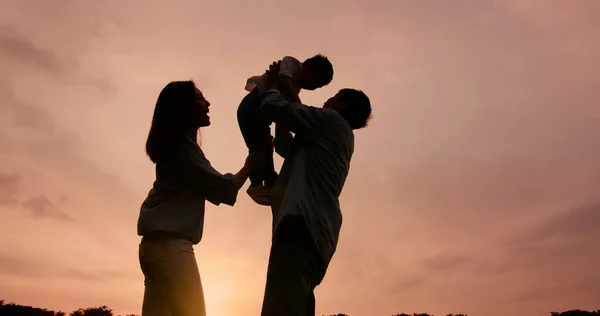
[300,54,334,90]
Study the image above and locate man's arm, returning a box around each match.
[273,76,297,158]
[274,123,293,158]
[277,56,302,103]
[260,90,328,141]
[273,57,301,157]
[269,56,302,158]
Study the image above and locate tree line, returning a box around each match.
[1,299,598,315]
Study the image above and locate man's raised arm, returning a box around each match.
[276,56,302,103]
[260,90,327,143]
[274,124,293,158]
[272,57,301,158]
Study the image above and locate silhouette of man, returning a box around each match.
[258,62,372,316]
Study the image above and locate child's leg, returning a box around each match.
[237,90,277,186]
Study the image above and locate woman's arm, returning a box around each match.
[173,149,261,206]
[233,153,258,189]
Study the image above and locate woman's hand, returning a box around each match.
[234,152,266,189]
[244,151,267,171]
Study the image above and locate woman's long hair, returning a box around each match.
[145,80,197,164]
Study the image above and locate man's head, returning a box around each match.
[300,54,334,91]
[324,88,372,130]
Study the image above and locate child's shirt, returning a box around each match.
[245,56,302,96]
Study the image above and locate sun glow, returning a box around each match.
[203,279,237,316]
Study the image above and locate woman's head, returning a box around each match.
[145,80,211,163]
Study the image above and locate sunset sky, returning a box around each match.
[1,1,599,315]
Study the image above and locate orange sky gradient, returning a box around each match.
[1,1,599,315]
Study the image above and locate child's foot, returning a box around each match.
[247,184,272,206]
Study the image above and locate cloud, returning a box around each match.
[0,26,134,257]
[421,253,474,271]
[10,102,58,133]
[0,33,71,74]
[468,203,600,305]
[514,275,600,303]
[0,27,129,198]
[0,172,73,221]
[481,203,600,268]
[515,204,600,243]
[0,252,132,282]
[0,172,19,206]
[391,276,427,293]
[0,27,115,93]
[0,2,597,315]
[22,194,74,221]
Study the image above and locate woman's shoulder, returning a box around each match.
[155,140,201,165]
[176,141,213,168]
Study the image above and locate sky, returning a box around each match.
[0,0,599,315]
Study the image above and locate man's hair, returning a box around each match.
[337,88,372,130]
[303,54,334,86]
[146,80,197,164]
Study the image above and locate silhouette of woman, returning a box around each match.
[137,80,261,316]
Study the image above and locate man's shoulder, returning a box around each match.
[310,108,353,143]
[303,107,349,125]
[321,108,349,124]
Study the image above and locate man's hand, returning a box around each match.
[266,60,281,79]
[266,60,281,90]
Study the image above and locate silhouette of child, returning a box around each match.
[237,55,334,205]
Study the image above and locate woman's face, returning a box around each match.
[193,87,211,127]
